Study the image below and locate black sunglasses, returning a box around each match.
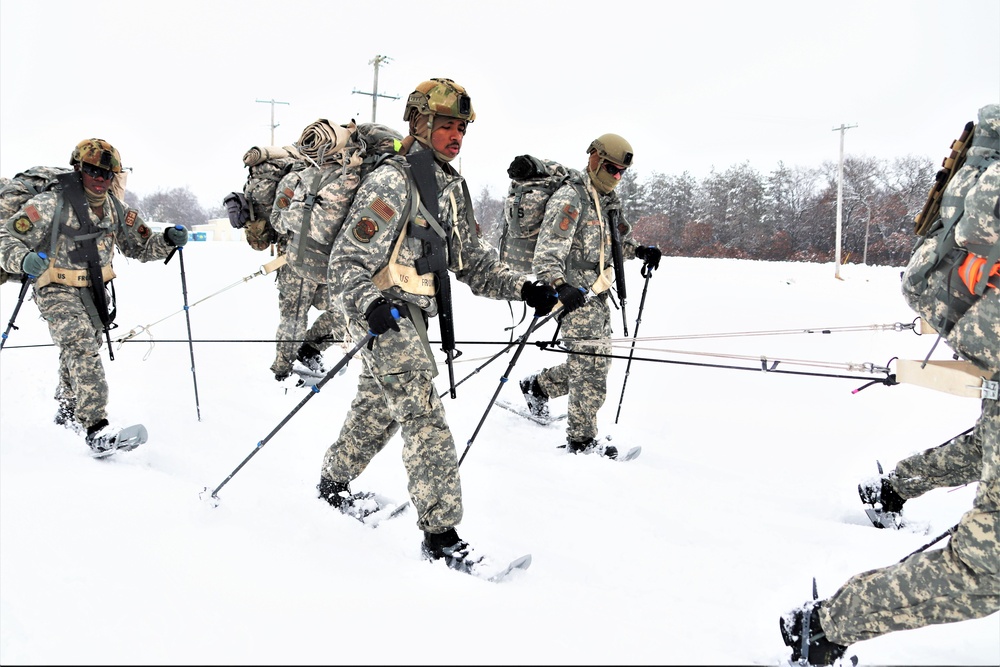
[81,163,115,180]
[602,161,627,177]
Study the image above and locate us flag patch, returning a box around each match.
[125,210,137,227]
[24,205,41,223]
[370,197,395,222]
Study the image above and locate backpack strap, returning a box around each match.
[53,172,114,329]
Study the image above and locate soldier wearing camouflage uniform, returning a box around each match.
[315,79,555,569]
[519,134,662,459]
[780,106,1000,665]
[0,139,185,454]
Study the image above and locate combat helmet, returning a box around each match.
[403,78,475,124]
[70,138,122,174]
[587,133,633,194]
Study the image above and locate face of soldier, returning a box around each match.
[79,163,115,196]
[587,151,627,194]
[431,117,467,162]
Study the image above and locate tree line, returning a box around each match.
[133,153,936,268]
[477,155,936,267]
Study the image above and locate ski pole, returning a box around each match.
[439,308,561,400]
[201,330,375,505]
[458,309,551,466]
[166,237,202,421]
[614,263,654,423]
[1,269,37,352]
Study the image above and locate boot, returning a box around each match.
[779,600,848,665]
[519,374,549,418]
[296,343,327,374]
[858,474,905,514]
[317,476,351,511]
[85,418,120,454]
[421,528,485,573]
[566,437,618,460]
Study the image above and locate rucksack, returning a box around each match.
[498,155,588,274]
[900,104,1000,375]
[0,166,73,284]
[225,120,403,257]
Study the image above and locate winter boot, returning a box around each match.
[519,374,550,419]
[317,476,352,511]
[85,419,120,455]
[421,528,486,574]
[296,343,327,374]
[779,600,848,665]
[566,437,618,460]
[858,474,905,514]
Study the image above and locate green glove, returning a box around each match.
[21,251,48,278]
[164,225,188,247]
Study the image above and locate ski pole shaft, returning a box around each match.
[1,273,33,352]
[458,312,545,467]
[207,332,372,501]
[175,243,202,421]
[440,309,561,399]
[614,266,653,424]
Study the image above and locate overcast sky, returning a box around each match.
[2,0,998,211]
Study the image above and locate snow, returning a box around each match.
[1,243,996,665]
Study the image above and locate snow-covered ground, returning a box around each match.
[1,242,995,665]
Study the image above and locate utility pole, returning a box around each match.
[256,98,289,145]
[352,55,400,123]
[833,122,857,280]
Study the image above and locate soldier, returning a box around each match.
[518,134,661,459]
[0,138,186,454]
[315,78,556,573]
[779,111,999,664]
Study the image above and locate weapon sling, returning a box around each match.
[406,150,460,398]
[55,172,118,359]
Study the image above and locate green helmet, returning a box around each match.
[403,78,475,124]
[587,133,633,168]
[70,138,122,173]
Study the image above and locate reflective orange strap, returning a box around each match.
[957,253,1000,293]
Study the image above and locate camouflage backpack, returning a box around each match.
[900,103,1000,375]
[0,166,72,284]
[224,120,403,257]
[498,155,588,274]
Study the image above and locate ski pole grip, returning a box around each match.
[391,307,400,320]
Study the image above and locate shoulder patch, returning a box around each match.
[562,203,579,221]
[13,217,32,234]
[275,195,290,209]
[24,205,41,223]
[125,210,137,227]
[559,216,572,232]
[137,223,151,239]
[352,217,378,243]
[370,197,396,223]
[617,221,628,235]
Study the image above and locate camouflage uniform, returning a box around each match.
[267,158,361,378]
[817,130,1000,648]
[321,142,528,533]
[0,178,173,431]
[530,182,639,443]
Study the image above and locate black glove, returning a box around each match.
[164,225,188,247]
[635,245,661,271]
[555,282,587,314]
[520,280,558,316]
[364,298,400,336]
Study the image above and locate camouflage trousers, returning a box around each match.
[821,396,1000,645]
[270,265,345,377]
[891,422,984,501]
[536,294,612,442]
[33,283,107,430]
[320,312,463,533]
